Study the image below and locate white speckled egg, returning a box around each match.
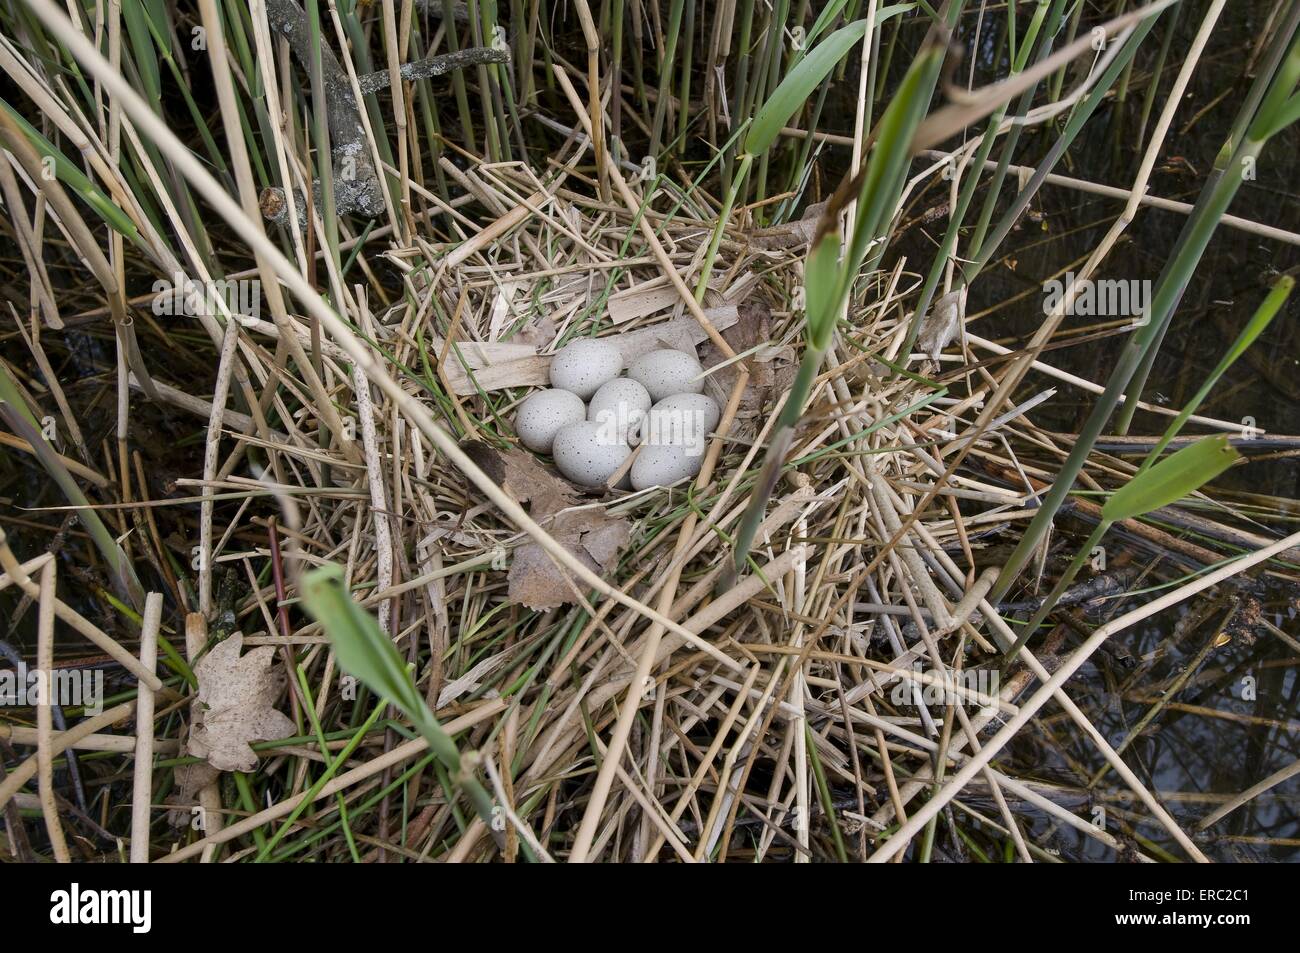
[631,443,704,490]
[640,393,720,452]
[552,421,633,489]
[514,388,586,453]
[627,349,705,402]
[549,338,623,400]
[588,378,652,446]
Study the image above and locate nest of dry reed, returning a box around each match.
[0,142,1075,861]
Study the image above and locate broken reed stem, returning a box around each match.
[198,313,241,616]
[184,613,224,863]
[570,0,608,202]
[36,559,70,863]
[130,592,163,863]
[0,726,177,755]
[352,365,395,633]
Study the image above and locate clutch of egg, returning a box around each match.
[630,392,719,490]
[523,341,719,491]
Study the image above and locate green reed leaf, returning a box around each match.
[1101,434,1240,522]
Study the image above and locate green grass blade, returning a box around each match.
[0,361,144,608]
[0,99,142,242]
[301,563,498,825]
[301,564,459,766]
[1141,275,1294,469]
[802,230,842,348]
[804,0,854,49]
[1101,435,1240,523]
[805,3,914,54]
[744,19,868,157]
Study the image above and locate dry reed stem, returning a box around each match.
[35,560,70,862]
[129,592,162,862]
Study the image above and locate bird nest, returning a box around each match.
[185,155,1021,861]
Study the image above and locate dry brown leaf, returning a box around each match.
[581,518,629,566]
[917,288,967,361]
[701,298,775,417]
[462,441,576,519]
[462,440,632,610]
[166,760,220,828]
[749,200,827,249]
[508,509,631,610]
[187,632,296,772]
[515,313,557,348]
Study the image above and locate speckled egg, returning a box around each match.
[588,378,652,446]
[552,421,633,489]
[514,388,586,453]
[640,393,720,452]
[631,442,705,490]
[549,338,623,400]
[627,349,705,402]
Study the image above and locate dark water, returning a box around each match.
[939,7,1300,862]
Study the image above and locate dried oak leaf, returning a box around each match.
[515,313,557,349]
[749,200,827,249]
[463,440,576,519]
[463,441,632,611]
[166,760,220,828]
[508,509,631,610]
[916,287,967,362]
[187,633,295,772]
[701,298,775,419]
